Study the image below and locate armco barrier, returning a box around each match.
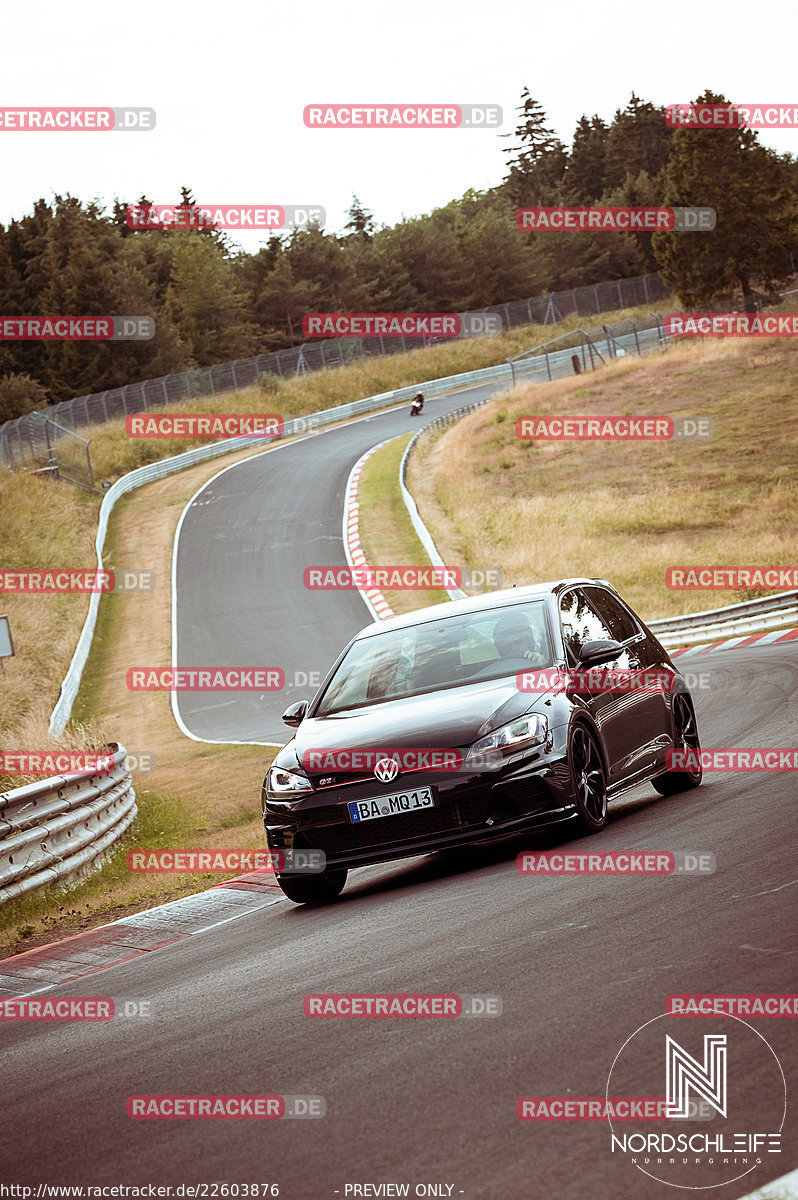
[0,743,135,904]
[648,592,798,646]
[398,401,490,606]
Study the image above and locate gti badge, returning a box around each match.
[374,756,401,783]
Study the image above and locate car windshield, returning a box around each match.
[315,600,553,715]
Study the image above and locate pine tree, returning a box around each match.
[566,116,609,203]
[452,198,547,306]
[603,94,674,191]
[652,91,798,308]
[501,89,567,206]
[344,196,375,243]
[164,236,259,364]
[600,169,662,272]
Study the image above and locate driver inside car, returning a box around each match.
[492,612,548,667]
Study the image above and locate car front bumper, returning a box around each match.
[262,739,574,871]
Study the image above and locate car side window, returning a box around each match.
[583,587,640,643]
[560,588,638,675]
[559,588,614,663]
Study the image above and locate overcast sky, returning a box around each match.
[2,0,796,249]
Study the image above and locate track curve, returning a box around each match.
[172,383,504,744]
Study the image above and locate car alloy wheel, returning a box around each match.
[570,724,608,831]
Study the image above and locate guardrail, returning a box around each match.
[0,743,135,904]
[398,399,491,604]
[649,592,798,647]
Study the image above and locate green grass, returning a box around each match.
[0,787,193,951]
[356,434,453,615]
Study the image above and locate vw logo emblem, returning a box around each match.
[374,756,400,783]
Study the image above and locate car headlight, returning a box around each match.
[267,765,313,797]
[468,714,548,765]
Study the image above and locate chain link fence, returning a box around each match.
[508,313,667,384]
[0,273,670,473]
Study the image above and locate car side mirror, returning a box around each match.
[282,700,309,727]
[577,639,625,668]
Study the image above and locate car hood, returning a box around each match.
[279,677,550,775]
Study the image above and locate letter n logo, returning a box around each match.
[666,1034,727,1118]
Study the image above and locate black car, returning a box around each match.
[262,579,702,904]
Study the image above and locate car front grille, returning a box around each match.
[306,795,489,856]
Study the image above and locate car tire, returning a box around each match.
[652,691,702,796]
[275,868,348,905]
[569,722,608,833]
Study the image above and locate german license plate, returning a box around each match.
[347,786,435,824]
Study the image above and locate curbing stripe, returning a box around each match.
[0,875,286,996]
[342,439,397,621]
[669,627,798,657]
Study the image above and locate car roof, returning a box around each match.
[354,577,619,640]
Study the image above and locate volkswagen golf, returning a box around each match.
[262,579,702,903]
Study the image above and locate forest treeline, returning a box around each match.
[1,89,796,419]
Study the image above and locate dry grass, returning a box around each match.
[407,337,798,621]
[0,472,104,761]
